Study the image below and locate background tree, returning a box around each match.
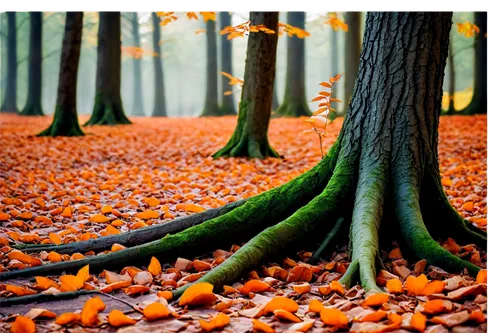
[219,12,237,115]
[446,37,457,115]
[213,12,280,158]
[272,80,280,110]
[85,12,131,125]
[0,12,18,113]
[275,12,311,117]
[463,12,487,115]
[38,12,84,137]
[21,12,44,116]
[130,12,145,116]
[200,19,220,116]
[343,12,361,110]
[151,12,167,117]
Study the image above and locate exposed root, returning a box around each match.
[37,105,84,137]
[339,259,359,288]
[0,290,97,308]
[84,93,131,126]
[309,217,345,264]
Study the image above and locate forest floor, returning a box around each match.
[0,115,487,333]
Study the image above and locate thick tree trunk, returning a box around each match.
[344,12,361,109]
[213,12,280,158]
[1,12,18,113]
[200,19,221,116]
[275,12,311,117]
[463,12,487,115]
[85,12,131,125]
[446,37,457,115]
[151,12,167,117]
[38,12,84,137]
[21,12,44,116]
[219,12,237,115]
[131,12,145,116]
[3,13,485,298]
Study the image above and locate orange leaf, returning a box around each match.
[329,280,345,295]
[48,233,62,245]
[55,313,81,325]
[81,296,106,326]
[61,207,72,218]
[145,197,160,207]
[463,201,474,212]
[386,278,403,294]
[423,280,445,296]
[320,307,348,327]
[108,309,137,327]
[287,266,312,282]
[311,96,325,102]
[422,299,453,314]
[6,284,37,296]
[148,256,162,276]
[361,293,389,307]
[252,319,275,333]
[48,251,62,262]
[89,214,110,223]
[199,313,230,331]
[77,264,90,283]
[124,285,150,296]
[405,274,428,296]
[35,276,59,290]
[60,275,84,292]
[100,280,132,293]
[361,310,387,323]
[319,82,332,88]
[469,310,486,323]
[176,203,205,213]
[273,309,301,323]
[239,279,271,294]
[111,243,126,252]
[143,302,170,321]
[178,282,217,307]
[158,290,173,301]
[10,316,36,333]
[308,299,324,313]
[476,269,487,283]
[135,210,160,219]
[7,250,42,266]
[264,297,299,314]
[292,282,311,294]
[410,312,427,332]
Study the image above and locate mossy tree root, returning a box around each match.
[309,217,345,264]
[274,99,311,118]
[0,143,340,281]
[20,103,44,116]
[37,105,84,137]
[84,93,131,126]
[213,133,280,159]
[14,200,247,254]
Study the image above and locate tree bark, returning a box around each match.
[151,12,167,117]
[1,12,18,113]
[38,12,84,137]
[463,12,487,114]
[213,12,280,158]
[275,12,311,117]
[200,19,220,116]
[131,12,145,116]
[21,12,44,116]
[219,12,237,115]
[85,12,131,125]
[344,12,361,109]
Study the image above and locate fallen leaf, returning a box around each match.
[108,309,137,327]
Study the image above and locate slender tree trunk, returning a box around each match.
[1,12,18,113]
[200,19,221,116]
[463,12,487,115]
[272,79,280,110]
[213,12,280,158]
[330,26,340,118]
[446,36,457,115]
[275,12,311,117]
[38,12,84,137]
[151,12,167,117]
[85,12,131,125]
[344,12,361,110]
[131,12,145,116]
[21,12,44,116]
[219,12,237,115]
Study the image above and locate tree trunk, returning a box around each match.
[1,12,18,113]
[219,12,237,115]
[344,12,361,110]
[213,12,280,158]
[3,14,485,299]
[275,12,311,117]
[85,12,131,125]
[200,19,221,116]
[21,12,44,116]
[151,12,167,117]
[131,12,145,116]
[330,26,340,118]
[38,12,84,137]
[446,36,457,115]
[463,12,487,115]
[272,79,280,110]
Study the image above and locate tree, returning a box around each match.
[0,12,18,113]
[2,13,486,297]
[213,12,280,158]
[275,12,311,117]
[199,19,221,116]
[151,12,167,117]
[272,80,280,110]
[446,36,457,115]
[21,12,44,116]
[85,12,131,125]
[343,12,361,110]
[463,12,487,115]
[219,12,237,115]
[130,12,145,116]
[38,12,84,137]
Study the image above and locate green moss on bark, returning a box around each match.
[38,105,84,137]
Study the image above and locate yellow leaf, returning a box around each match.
[148,256,162,276]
